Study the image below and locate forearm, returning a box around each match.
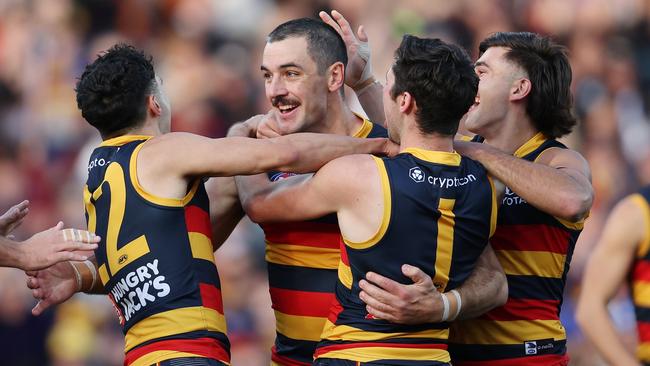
[0,237,23,269]
[207,177,245,249]
[455,245,508,320]
[274,134,386,174]
[354,80,385,127]
[577,302,639,366]
[469,145,591,221]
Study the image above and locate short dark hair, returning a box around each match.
[391,35,478,136]
[267,18,347,75]
[479,32,577,138]
[76,44,155,137]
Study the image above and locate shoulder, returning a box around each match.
[536,145,591,175]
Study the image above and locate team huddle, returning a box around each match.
[18,9,644,366]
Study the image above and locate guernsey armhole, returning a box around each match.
[631,194,650,258]
[129,142,199,207]
[342,156,391,250]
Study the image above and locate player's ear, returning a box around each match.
[327,62,345,93]
[510,77,531,102]
[148,95,162,117]
[399,91,415,114]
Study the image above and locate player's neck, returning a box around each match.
[483,108,538,155]
[317,96,364,137]
[399,124,454,153]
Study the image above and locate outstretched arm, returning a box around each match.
[358,245,507,324]
[576,196,644,366]
[455,141,593,222]
[143,130,392,179]
[1,221,99,271]
[319,10,384,126]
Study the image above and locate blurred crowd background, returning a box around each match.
[0,0,648,365]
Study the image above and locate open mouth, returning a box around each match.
[278,103,299,115]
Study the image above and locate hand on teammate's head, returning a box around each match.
[319,10,372,88]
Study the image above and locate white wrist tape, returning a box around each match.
[440,291,450,322]
[355,41,374,86]
[70,262,82,292]
[83,260,97,290]
[450,289,462,321]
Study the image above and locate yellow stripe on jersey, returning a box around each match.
[320,319,449,341]
[488,177,498,237]
[637,342,650,362]
[433,198,455,291]
[632,194,650,258]
[498,250,566,278]
[338,261,353,289]
[343,157,391,250]
[125,306,226,352]
[83,186,96,233]
[274,311,327,342]
[265,243,340,269]
[352,116,374,138]
[449,319,566,345]
[633,282,650,307]
[98,264,110,286]
[129,142,200,207]
[513,132,546,158]
[317,346,450,363]
[100,135,153,147]
[402,147,461,166]
[129,351,222,366]
[554,216,585,231]
[189,232,215,263]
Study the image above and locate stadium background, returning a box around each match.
[0,0,647,365]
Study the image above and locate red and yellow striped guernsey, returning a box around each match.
[630,186,650,365]
[84,135,230,366]
[449,133,584,366]
[262,118,387,366]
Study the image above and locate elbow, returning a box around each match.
[557,190,593,222]
[494,271,508,308]
[240,195,267,224]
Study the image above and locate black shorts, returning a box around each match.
[313,359,451,366]
[153,357,228,366]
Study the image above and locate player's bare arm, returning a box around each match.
[576,197,645,366]
[206,177,245,249]
[455,141,593,222]
[319,10,384,126]
[358,244,507,324]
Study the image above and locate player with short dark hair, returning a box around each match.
[26,43,393,366]
[238,34,500,366]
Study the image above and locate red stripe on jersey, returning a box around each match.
[327,298,344,324]
[491,224,570,254]
[633,260,650,282]
[124,337,229,365]
[638,321,650,342]
[199,283,224,314]
[340,241,350,265]
[262,222,341,249]
[271,348,312,366]
[482,298,560,321]
[454,354,569,366]
[315,341,447,358]
[184,205,213,239]
[270,287,335,317]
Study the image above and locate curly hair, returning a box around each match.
[479,32,577,138]
[391,35,478,136]
[75,44,155,137]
